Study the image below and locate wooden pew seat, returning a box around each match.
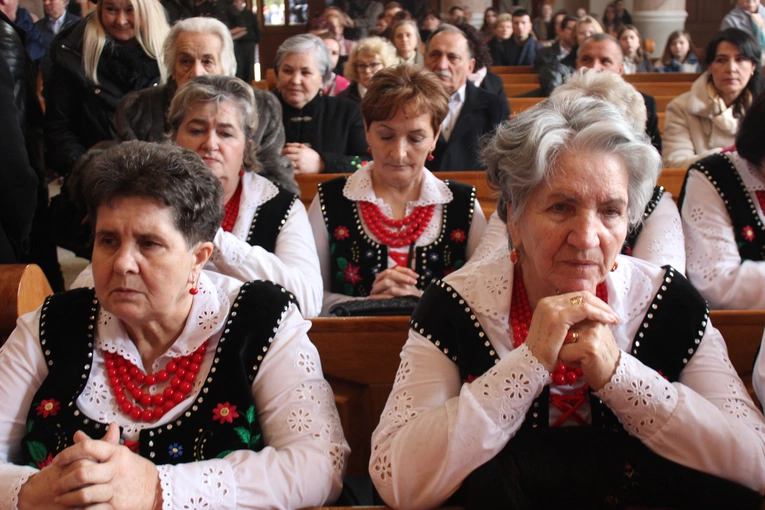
[0,264,53,344]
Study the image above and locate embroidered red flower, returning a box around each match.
[212,402,239,424]
[36,453,53,469]
[334,225,350,240]
[450,229,466,243]
[742,226,755,242]
[343,263,362,285]
[36,399,60,418]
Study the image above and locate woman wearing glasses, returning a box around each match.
[338,36,398,103]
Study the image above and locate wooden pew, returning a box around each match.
[657,168,686,200]
[490,65,534,74]
[633,82,691,97]
[0,264,53,344]
[266,68,277,90]
[654,96,675,112]
[624,73,700,83]
[712,310,765,407]
[504,82,544,97]
[508,96,545,114]
[495,74,541,84]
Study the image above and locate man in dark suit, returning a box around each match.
[424,24,511,172]
[35,0,80,84]
[490,9,542,66]
[576,33,662,154]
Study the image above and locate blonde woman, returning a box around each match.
[338,36,397,102]
[45,0,169,177]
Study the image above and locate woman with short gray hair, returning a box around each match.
[275,34,369,174]
[371,96,765,509]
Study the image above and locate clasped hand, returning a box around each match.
[18,422,160,510]
[525,292,622,391]
[370,266,423,299]
[282,143,324,174]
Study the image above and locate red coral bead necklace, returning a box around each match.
[104,340,208,423]
[358,201,435,248]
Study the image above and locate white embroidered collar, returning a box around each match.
[96,271,230,371]
[342,162,454,209]
[231,171,279,238]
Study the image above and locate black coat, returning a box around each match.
[427,81,511,172]
[336,82,362,103]
[641,92,662,155]
[276,91,369,173]
[535,42,577,97]
[34,12,80,85]
[44,18,161,177]
[489,36,542,67]
[478,71,507,98]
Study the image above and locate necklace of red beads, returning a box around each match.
[510,265,608,385]
[104,340,208,423]
[358,201,435,248]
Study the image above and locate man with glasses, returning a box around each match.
[424,24,510,171]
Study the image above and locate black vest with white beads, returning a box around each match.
[622,186,664,257]
[318,176,476,297]
[245,186,298,253]
[410,266,707,431]
[20,281,296,468]
[678,153,765,262]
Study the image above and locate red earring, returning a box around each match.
[189,278,198,295]
[239,169,245,176]
[366,147,372,154]
[510,248,522,264]
[427,153,435,161]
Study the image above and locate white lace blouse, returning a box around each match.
[307,163,488,316]
[370,253,765,509]
[468,193,686,273]
[73,172,324,318]
[682,151,765,309]
[0,271,348,510]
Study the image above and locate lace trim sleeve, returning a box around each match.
[594,352,678,439]
[157,459,237,510]
[5,466,36,510]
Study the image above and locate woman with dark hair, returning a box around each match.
[0,141,347,509]
[420,9,441,43]
[659,30,702,73]
[458,21,506,98]
[618,24,654,73]
[479,7,497,41]
[371,95,765,510]
[602,2,621,35]
[532,2,555,42]
[309,65,486,315]
[664,28,764,168]
[680,91,765,309]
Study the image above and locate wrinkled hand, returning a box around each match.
[283,143,324,174]
[370,266,422,299]
[525,291,620,374]
[558,320,621,391]
[17,463,72,510]
[50,422,161,510]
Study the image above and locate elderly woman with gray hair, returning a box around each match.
[471,70,686,272]
[370,96,765,509]
[115,16,297,193]
[275,34,369,174]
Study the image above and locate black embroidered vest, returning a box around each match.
[20,281,296,468]
[318,176,476,297]
[245,185,298,253]
[410,265,708,431]
[622,185,664,257]
[678,153,765,261]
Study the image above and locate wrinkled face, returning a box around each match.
[323,37,340,68]
[366,106,438,188]
[496,20,513,40]
[43,0,67,19]
[172,32,224,88]
[577,39,624,74]
[576,22,596,45]
[92,197,207,329]
[738,0,760,12]
[426,30,475,95]
[422,14,440,31]
[709,41,755,100]
[394,24,418,55]
[513,14,532,40]
[174,101,246,203]
[355,52,384,88]
[485,9,497,25]
[277,50,324,109]
[101,0,135,42]
[619,29,640,57]
[670,35,690,61]
[508,151,629,299]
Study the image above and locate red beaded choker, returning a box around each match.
[221,182,243,233]
[510,265,608,385]
[358,201,435,248]
[105,340,208,422]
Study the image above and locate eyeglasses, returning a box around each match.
[356,61,383,72]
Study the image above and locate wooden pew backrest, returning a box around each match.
[0,264,53,343]
[657,168,686,201]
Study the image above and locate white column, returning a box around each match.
[633,0,688,59]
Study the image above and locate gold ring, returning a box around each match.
[569,295,583,306]
[565,330,579,343]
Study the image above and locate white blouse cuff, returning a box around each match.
[212,229,249,270]
[157,459,237,510]
[594,352,679,439]
[466,344,551,431]
[4,465,37,510]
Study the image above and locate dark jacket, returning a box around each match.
[427,81,511,172]
[535,42,577,97]
[14,8,45,62]
[115,81,299,194]
[35,11,80,84]
[641,92,662,155]
[0,56,39,262]
[336,82,362,103]
[489,36,542,66]
[478,70,507,98]
[44,18,161,177]
[276,91,369,173]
